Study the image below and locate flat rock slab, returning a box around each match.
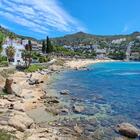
[8,112,34,132]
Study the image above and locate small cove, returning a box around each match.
[48,62,140,139]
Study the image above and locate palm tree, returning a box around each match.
[9,32,15,46]
[0,32,5,55]
[5,46,16,62]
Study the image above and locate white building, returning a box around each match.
[112,38,126,44]
[21,39,28,46]
[95,48,107,59]
[2,38,25,65]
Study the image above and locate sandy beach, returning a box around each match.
[65,59,116,69]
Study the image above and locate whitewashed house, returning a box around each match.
[2,38,26,65]
[95,48,107,59]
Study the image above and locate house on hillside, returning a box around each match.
[112,38,126,44]
[31,40,42,53]
[22,39,28,46]
[95,48,107,59]
[130,52,140,60]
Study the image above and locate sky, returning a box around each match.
[0,0,140,39]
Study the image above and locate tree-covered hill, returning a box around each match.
[52,31,140,46]
[1,25,140,46]
[0,25,38,41]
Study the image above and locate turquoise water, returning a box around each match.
[51,62,140,139]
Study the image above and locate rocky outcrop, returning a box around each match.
[13,102,25,112]
[47,99,59,104]
[0,74,5,84]
[45,106,60,116]
[28,79,40,85]
[73,104,85,113]
[116,123,139,138]
[8,112,34,132]
[46,97,60,105]
[26,127,62,140]
[60,90,69,95]
[28,78,44,85]
[0,99,11,108]
[74,124,84,134]
[4,78,22,97]
[12,83,22,97]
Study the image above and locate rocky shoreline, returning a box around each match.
[0,61,83,140]
[0,59,139,140]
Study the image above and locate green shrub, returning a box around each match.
[24,65,45,72]
[53,46,86,57]
[0,56,7,62]
[0,91,8,97]
[108,51,126,60]
[32,55,38,60]
[0,130,15,140]
[32,52,41,58]
[0,61,8,67]
[39,56,50,63]
[38,57,44,63]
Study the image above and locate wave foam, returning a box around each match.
[116,72,140,76]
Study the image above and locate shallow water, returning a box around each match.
[50,62,140,139]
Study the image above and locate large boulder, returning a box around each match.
[4,78,22,96]
[73,104,85,113]
[12,83,22,97]
[8,112,34,132]
[45,106,60,116]
[0,99,11,108]
[116,123,139,138]
[60,90,69,95]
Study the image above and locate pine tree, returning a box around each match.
[42,40,46,53]
[28,40,32,52]
[46,36,53,53]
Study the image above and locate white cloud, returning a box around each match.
[0,0,85,35]
[0,24,9,29]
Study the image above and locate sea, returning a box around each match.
[49,62,140,139]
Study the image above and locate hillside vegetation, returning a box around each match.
[52,31,140,46]
[0,26,38,41]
